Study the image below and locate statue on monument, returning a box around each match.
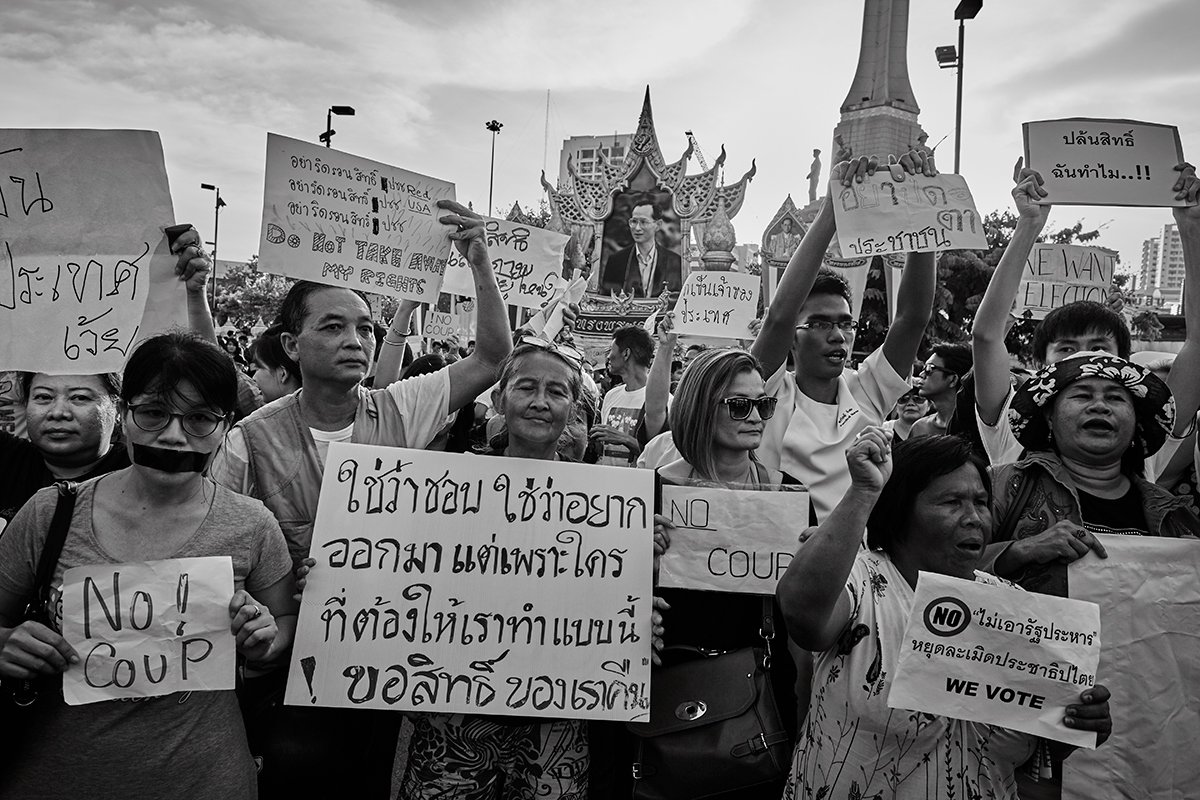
[767,217,802,262]
[805,149,822,204]
[834,134,853,164]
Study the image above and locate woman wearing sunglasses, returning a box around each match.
[0,332,297,800]
[652,348,803,796]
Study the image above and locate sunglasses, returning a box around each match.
[720,396,778,421]
[518,335,584,372]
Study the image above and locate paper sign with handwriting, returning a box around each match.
[424,310,457,341]
[1024,118,1186,207]
[286,443,655,720]
[658,484,807,594]
[1065,536,1200,800]
[442,218,568,309]
[832,173,987,256]
[1015,244,1116,319]
[672,272,760,339]
[259,133,455,303]
[60,556,235,705]
[0,129,173,373]
[888,571,1101,747]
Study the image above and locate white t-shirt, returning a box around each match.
[309,423,354,465]
[599,383,647,466]
[637,431,681,470]
[757,348,909,522]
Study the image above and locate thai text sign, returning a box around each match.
[888,571,1101,747]
[0,129,172,373]
[441,218,568,309]
[832,173,987,256]
[1024,118,1186,207]
[1015,244,1116,320]
[1065,536,1200,800]
[672,272,760,339]
[657,484,806,595]
[259,133,456,303]
[286,443,655,720]
[60,557,236,705]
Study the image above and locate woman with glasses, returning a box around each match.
[652,348,803,796]
[0,332,297,800]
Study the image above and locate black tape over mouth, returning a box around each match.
[132,444,210,473]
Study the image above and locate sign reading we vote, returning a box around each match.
[1014,244,1116,320]
[888,572,1101,747]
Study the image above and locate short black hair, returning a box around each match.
[19,371,121,403]
[276,280,371,335]
[807,267,853,307]
[931,342,973,379]
[866,435,991,555]
[1032,301,1131,363]
[250,324,303,386]
[402,353,448,380]
[121,331,238,415]
[630,194,662,220]
[612,326,655,368]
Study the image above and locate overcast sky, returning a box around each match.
[4,0,1196,275]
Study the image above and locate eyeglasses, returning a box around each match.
[127,404,228,437]
[518,336,584,372]
[720,396,778,421]
[628,217,656,228]
[796,320,858,333]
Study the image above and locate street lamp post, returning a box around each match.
[485,120,503,216]
[200,183,226,309]
[321,105,356,148]
[935,1,982,174]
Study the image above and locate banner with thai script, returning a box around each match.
[832,173,987,256]
[671,271,760,339]
[441,218,568,309]
[60,557,236,705]
[1065,536,1200,799]
[657,484,806,595]
[259,133,455,303]
[888,571,1101,747]
[1024,118,1186,207]
[1014,244,1117,319]
[286,443,655,720]
[0,129,172,373]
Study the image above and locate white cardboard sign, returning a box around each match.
[1014,244,1116,319]
[832,173,987,256]
[672,271,760,339]
[441,218,568,309]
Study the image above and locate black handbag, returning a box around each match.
[627,599,791,800]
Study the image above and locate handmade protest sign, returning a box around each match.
[423,311,457,341]
[887,571,1101,747]
[671,272,760,339]
[442,218,568,309]
[657,484,806,595]
[286,443,655,720]
[0,129,173,373]
[1065,536,1200,800]
[259,133,455,303]
[1024,119,1186,207]
[526,276,588,341]
[832,173,987,256]
[60,556,236,705]
[1014,244,1116,320]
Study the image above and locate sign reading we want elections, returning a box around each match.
[1014,244,1117,320]
[286,443,655,721]
[259,133,455,304]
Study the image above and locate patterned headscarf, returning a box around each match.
[1009,351,1175,456]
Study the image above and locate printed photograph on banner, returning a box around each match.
[887,571,1101,748]
[1066,536,1200,800]
[1024,118,1186,207]
[285,443,655,721]
[657,483,807,595]
[441,218,569,309]
[0,129,173,374]
[832,172,988,256]
[1014,244,1117,320]
[671,271,760,339]
[258,133,456,303]
[60,557,236,705]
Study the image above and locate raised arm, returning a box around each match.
[438,200,513,412]
[778,426,892,652]
[1167,162,1200,436]
[169,226,217,343]
[644,313,677,439]
[374,298,420,389]
[972,161,1050,425]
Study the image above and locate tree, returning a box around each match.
[501,198,553,229]
[214,256,294,329]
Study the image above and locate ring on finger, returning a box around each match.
[249,605,261,619]
[1072,529,1087,541]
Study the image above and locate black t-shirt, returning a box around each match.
[0,431,130,530]
[1078,483,1149,536]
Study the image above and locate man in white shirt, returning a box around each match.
[591,325,654,466]
[751,153,936,522]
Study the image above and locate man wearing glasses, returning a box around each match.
[909,342,972,440]
[750,153,937,522]
[599,195,682,297]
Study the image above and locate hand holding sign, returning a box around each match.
[229,589,278,663]
[0,620,79,679]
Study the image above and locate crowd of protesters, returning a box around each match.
[0,147,1198,800]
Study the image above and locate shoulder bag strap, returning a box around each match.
[31,481,78,611]
[759,597,775,669]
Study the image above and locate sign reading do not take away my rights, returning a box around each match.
[888,571,1101,748]
[259,133,456,304]
[286,443,655,721]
